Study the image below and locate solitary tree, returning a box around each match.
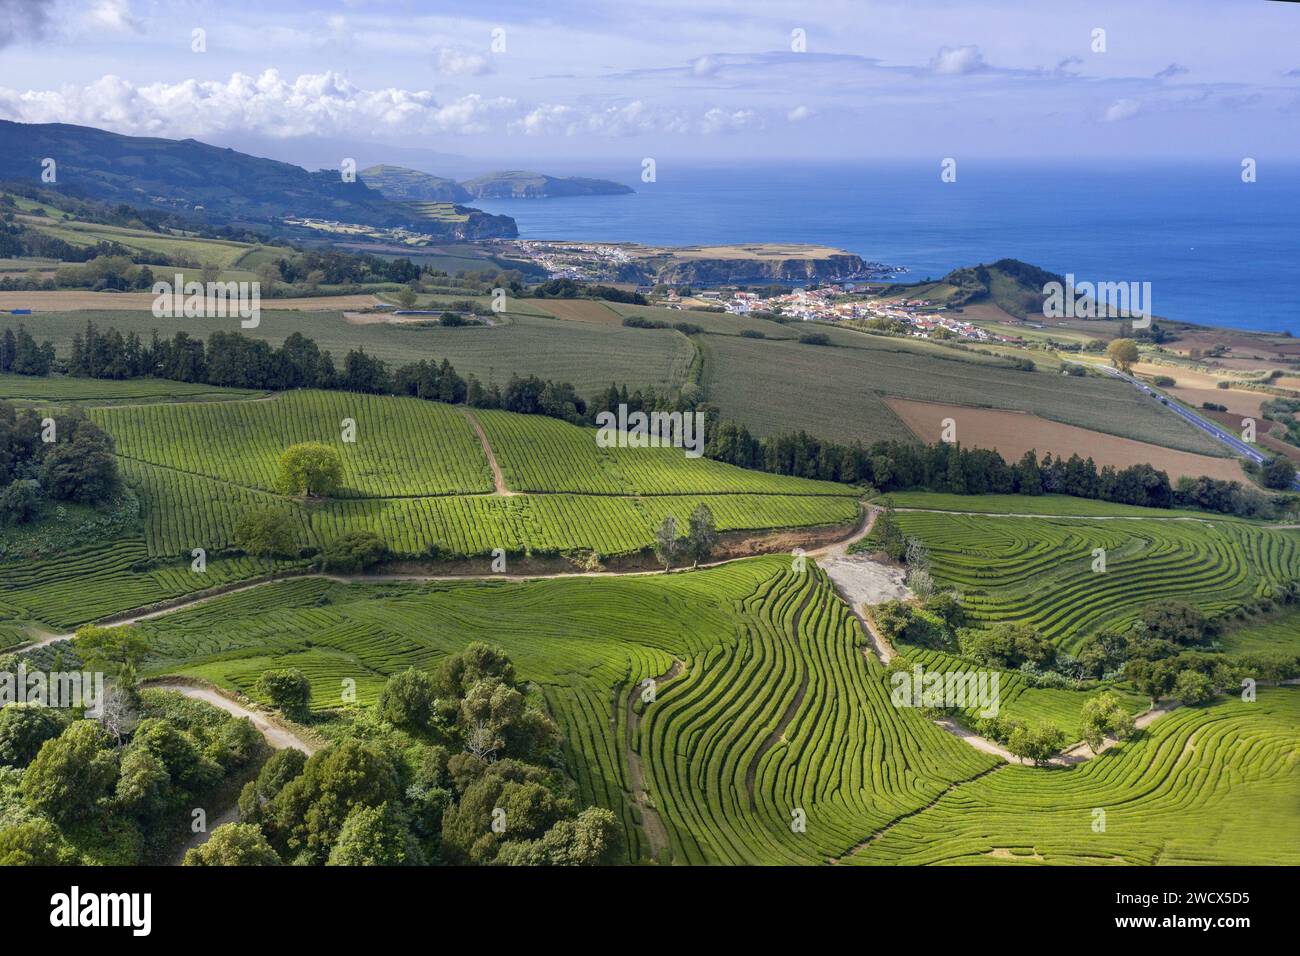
[74,624,149,688]
[256,668,312,720]
[397,286,418,309]
[234,506,297,576]
[274,442,343,497]
[1006,721,1067,767]
[653,514,679,572]
[685,503,718,568]
[1107,338,1140,375]
[1079,691,1136,753]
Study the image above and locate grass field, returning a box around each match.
[18,213,295,269]
[0,372,264,404]
[1220,606,1300,655]
[17,309,693,399]
[697,332,1228,454]
[892,510,1300,651]
[880,490,1233,518]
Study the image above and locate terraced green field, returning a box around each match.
[883,490,1231,519]
[893,511,1300,651]
[122,457,858,559]
[850,691,1300,865]
[92,390,494,497]
[0,538,282,632]
[136,558,996,863]
[84,391,859,562]
[476,409,850,496]
[130,555,1299,865]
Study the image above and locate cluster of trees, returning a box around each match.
[273,250,420,288]
[652,504,718,572]
[531,278,646,305]
[0,325,55,376]
[710,420,1278,516]
[226,644,621,866]
[0,403,120,527]
[0,657,267,866]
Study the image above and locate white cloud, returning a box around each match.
[0,70,515,138]
[1103,98,1141,122]
[85,0,139,33]
[691,55,720,78]
[930,45,986,76]
[434,46,493,77]
[787,104,810,122]
[699,107,760,134]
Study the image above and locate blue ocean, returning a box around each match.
[474,162,1300,334]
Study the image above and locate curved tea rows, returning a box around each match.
[852,691,1300,865]
[896,513,1300,650]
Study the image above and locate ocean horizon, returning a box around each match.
[474,161,1300,335]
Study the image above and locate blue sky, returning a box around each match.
[1,0,1297,171]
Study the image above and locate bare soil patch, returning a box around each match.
[888,397,1247,483]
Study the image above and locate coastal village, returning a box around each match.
[655,284,1025,344]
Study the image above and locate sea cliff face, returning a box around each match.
[453,209,519,239]
[647,252,868,285]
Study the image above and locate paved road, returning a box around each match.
[1071,360,1300,491]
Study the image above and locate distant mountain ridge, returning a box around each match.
[461,170,634,199]
[359,165,472,203]
[361,165,633,201]
[0,121,517,240]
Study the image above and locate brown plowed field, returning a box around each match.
[888,397,1248,483]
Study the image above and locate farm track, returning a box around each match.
[21,502,877,650]
[463,407,519,496]
[143,680,319,866]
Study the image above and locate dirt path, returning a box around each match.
[21,505,877,652]
[145,681,319,754]
[623,660,682,863]
[463,407,519,496]
[147,680,317,865]
[806,506,899,664]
